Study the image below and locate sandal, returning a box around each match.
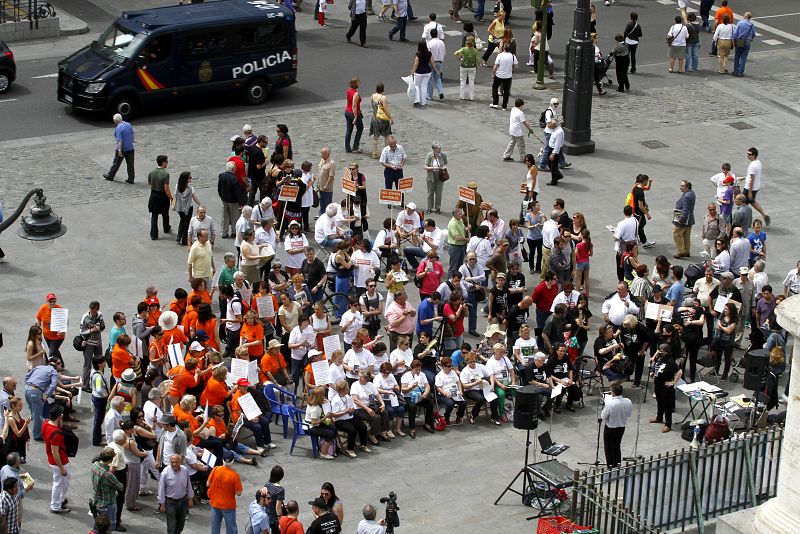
[409,429,416,439]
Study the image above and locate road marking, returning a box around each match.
[444,30,461,37]
[657,0,674,5]
[689,0,800,42]
[32,73,58,79]
[0,98,17,103]
[762,39,783,46]
[755,12,800,20]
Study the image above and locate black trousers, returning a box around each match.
[247,178,262,206]
[627,43,638,71]
[634,212,647,242]
[603,425,625,468]
[549,153,563,184]
[615,252,624,282]
[114,467,127,524]
[491,76,512,109]
[336,418,369,450]
[655,386,675,428]
[177,206,193,246]
[407,396,434,428]
[464,389,499,419]
[685,338,701,381]
[346,13,368,44]
[615,55,630,91]
[107,149,135,181]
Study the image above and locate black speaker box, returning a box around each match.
[743,348,769,391]
[513,385,542,430]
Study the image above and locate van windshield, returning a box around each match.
[93,23,148,60]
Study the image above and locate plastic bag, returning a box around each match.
[402,74,416,103]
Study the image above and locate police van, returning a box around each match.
[58,0,297,120]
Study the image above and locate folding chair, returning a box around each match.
[696,346,720,385]
[576,356,605,397]
[288,406,319,458]
[263,383,296,438]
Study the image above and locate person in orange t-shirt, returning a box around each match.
[200,366,232,408]
[239,311,265,359]
[230,379,275,451]
[170,288,189,323]
[145,298,161,328]
[252,283,279,328]
[168,357,200,403]
[111,334,134,380]
[189,278,213,305]
[302,349,325,395]
[182,294,202,333]
[148,327,166,368]
[193,302,221,352]
[206,460,242,532]
[712,1,734,55]
[206,405,261,465]
[36,292,66,361]
[160,308,188,350]
[260,340,291,386]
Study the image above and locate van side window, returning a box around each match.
[238,23,288,50]
[144,35,172,64]
[183,30,228,59]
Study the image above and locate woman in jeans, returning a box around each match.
[173,171,202,246]
[525,200,546,275]
[713,302,738,380]
[454,36,479,101]
[685,13,701,72]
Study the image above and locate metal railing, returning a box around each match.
[1,0,56,26]
[570,426,783,533]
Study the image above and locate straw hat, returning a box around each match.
[158,310,179,331]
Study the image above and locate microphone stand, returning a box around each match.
[577,394,605,468]
[624,368,651,463]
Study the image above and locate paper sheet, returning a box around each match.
[322,335,342,359]
[230,358,249,383]
[551,383,563,399]
[248,360,260,386]
[203,400,209,422]
[256,296,275,319]
[645,301,661,321]
[50,308,68,333]
[167,343,184,368]
[201,449,216,467]
[482,382,498,403]
[237,392,263,420]
[714,295,729,313]
[389,394,399,407]
[311,360,331,385]
[76,386,83,406]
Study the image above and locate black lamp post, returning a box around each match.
[0,189,67,248]
[562,0,595,155]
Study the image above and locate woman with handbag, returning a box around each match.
[424,142,449,214]
[369,83,393,159]
[712,302,737,380]
[304,387,337,460]
[351,369,391,444]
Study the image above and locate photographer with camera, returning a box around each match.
[356,503,387,534]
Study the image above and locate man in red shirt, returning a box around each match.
[36,292,66,363]
[227,145,248,192]
[531,271,559,338]
[207,457,243,534]
[42,405,71,514]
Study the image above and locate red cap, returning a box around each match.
[146,297,160,306]
[46,293,57,301]
[237,378,250,387]
[723,176,734,185]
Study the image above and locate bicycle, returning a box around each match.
[34,2,56,19]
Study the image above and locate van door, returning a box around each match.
[134,35,177,104]
[177,27,233,99]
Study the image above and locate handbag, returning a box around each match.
[376,101,390,121]
[438,167,450,182]
[312,189,320,208]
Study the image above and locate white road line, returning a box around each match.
[444,30,462,37]
[32,73,59,79]
[763,39,783,46]
[755,12,800,20]
[689,0,800,42]
[657,0,674,5]
[0,99,17,103]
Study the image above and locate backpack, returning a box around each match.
[232,291,250,315]
[58,428,80,457]
[538,108,548,128]
[73,334,86,352]
[624,188,635,210]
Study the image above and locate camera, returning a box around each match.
[379,491,400,533]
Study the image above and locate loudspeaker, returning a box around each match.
[743,348,769,391]
[513,385,542,430]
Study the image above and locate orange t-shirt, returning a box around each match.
[207,465,242,510]
[200,377,230,408]
[163,327,188,348]
[147,310,161,328]
[170,299,188,322]
[36,304,65,340]
[182,308,198,334]
[195,318,219,350]
[111,345,131,379]
[188,289,212,305]
[149,338,165,365]
[279,516,305,534]
[207,418,227,438]
[230,389,247,422]
[240,322,265,358]
[253,293,279,326]
[716,6,733,24]
[172,404,200,445]
[260,351,285,378]
[303,363,316,387]
[168,365,197,399]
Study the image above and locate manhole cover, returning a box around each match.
[641,140,669,149]
[728,121,755,130]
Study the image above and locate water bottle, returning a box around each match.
[690,425,702,451]
[694,387,702,400]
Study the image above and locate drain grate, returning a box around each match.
[728,121,755,130]
[641,140,669,149]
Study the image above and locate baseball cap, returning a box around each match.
[189,341,204,352]
[406,202,416,210]
[146,297,160,306]
[739,267,749,275]
[308,497,329,509]
[723,176,734,185]
[237,378,250,387]
[46,292,57,301]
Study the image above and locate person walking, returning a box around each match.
[601,383,632,468]
[174,171,202,246]
[411,41,436,107]
[490,44,517,110]
[502,99,533,162]
[424,142,448,213]
[380,136,406,202]
[545,118,564,186]
[631,174,654,247]
[103,113,135,183]
[317,147,337,213]
[346,0,369,47]
[732,12,756,77]
[207,457,242,534]
[157,454,193,534]
[744,147,770,226]
[388,0,409,41]
[246,136,269,207]
[610,35,630,92]
[672,179,696,258]
[147,155,174,240]
[454,36,479,101]
[712,13,734,73]
[622,12,642,73]
[666,15,689,73]
[42,405,71,514]
[344,78,364,153]
[91,447,124,532]
[368,84,393,159]
[426,28,446,101]
[36,293,66,363]
[539,99,569,170]
[481,10,506,66]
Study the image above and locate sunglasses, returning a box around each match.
[367,284,376,288]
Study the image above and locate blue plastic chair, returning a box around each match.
[264,383,296,438]
[288,406,319,459]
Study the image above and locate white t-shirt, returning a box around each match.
[300,172,314,208]
[315,213,339,243]
[396,210,421,234]
[283,234,309,270]
[513,336,539,366]
[667,23,689,46]
[509,107,527,137]
[344,348,376,379]
[390,348,412,375]
[485,355,514,382]
[184,447,199,476]
[746,160,762,191]
[373,373,399,394]
[340,309,363,344]
[329,363,346,389]
[614,217,638,252]
[330,393,355,421]
[350,380,380,404]
[550,290,581,312]
[400,370,428,397]
[234,217,252,248]
[434,370,462,398]
[226,297,243,332]
[374,229,398,257]
[288,324,315,360]
[351,250,380,288]
[466,236,493,271]
[710,172,736,201]
[143,400,163,439]
[494,51,518,79]
[460,363,490,391]
[421,227,446,254]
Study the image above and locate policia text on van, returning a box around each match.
[57,0,298,120]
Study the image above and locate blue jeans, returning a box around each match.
[538,133,566,169]
[91,395,108,446]
[389,16,407,40]
[428,61,444,99]
[345,111,364,152]
[211,507,238,534]
[335,276,350,317]
[95,503,118,531]
[685,43,700,71]
[403,246,425,270]
[24,385,45,440]
[474,0,485,20]
[733,42,752,76]
[318,191,333,215]
[318,237,341,250]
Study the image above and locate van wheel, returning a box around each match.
[243,79,270,105]
[110,94,138,120]
[0,72,10,94]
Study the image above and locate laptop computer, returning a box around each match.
[538,431,569,456]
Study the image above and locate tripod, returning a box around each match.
[577,393,605,468]
[624,367,652,462]
[494,428,536,505]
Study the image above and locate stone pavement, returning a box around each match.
[0,46,798,533]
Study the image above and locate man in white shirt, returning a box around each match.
[254,218,277,251]
[421,12,444,42]
[602,283,640,327]
[380,136,407,205]
[403,218,445,270]
[490,44,517,110]
[613,206,638,282]
[426,28,446,101]
[546,118,565,185]
[503,98,533,162]
[251,198,274,226]
[744,147,770,225]
[540,210,560,279]
[783,260,800,297]
[315,203,343,249]
[395,202,421,242]
[352,239,381,296]
[187,206,217,249]
[540,98,569,170]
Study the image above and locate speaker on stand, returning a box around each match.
[514,385,542,430]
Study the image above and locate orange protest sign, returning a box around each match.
[278,185,300,202]
[379,189,403,205]
[458,185,476,205]
[398,177,414,192]
[341,178,357,196]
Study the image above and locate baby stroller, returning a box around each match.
[594,56,614,91]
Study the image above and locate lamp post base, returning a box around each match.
[564,139,595,156]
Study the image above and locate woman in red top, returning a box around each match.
[345,77,363,153]
[575,229,593,297]
[416,250,445,299]
[443,290,467,352]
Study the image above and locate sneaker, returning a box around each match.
[359,445,372,453]
[0,258,6,263]
[765,215,771,226]
[439,93,444,100]
[489,104,499,109]
[265,443,277,449]
[642,241,656,248]
[490,419,502,426]
[559,162,572,169]
[319,453,334,460]
[51,508,71,514]
[200,498,210,505]
[502,157,514,161]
